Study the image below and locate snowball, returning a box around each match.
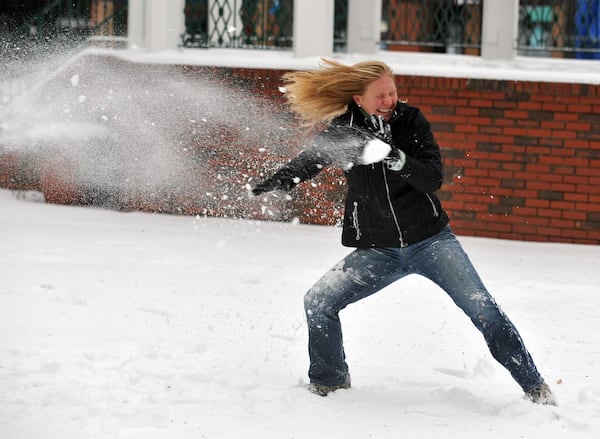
[360,138,391,165]
[70,74,80,87]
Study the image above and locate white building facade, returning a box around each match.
[127,0,522,60]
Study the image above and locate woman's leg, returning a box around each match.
[304,247,408,385]
[411,227,544,392]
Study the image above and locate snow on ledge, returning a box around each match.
[87,47,600,85]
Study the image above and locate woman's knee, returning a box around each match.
[304,283,347,319]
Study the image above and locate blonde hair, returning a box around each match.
[282,58,394,128]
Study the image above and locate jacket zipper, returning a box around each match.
[352,201,361,240]
[381,164,405,247]
[426,193,439,218]
[349,111,405,246]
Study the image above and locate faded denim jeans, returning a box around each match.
[304,226,543,392]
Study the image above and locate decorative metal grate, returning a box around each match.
[14,0,127,43]
[381,0,483,54]
[334,0,348,52]
[518,0,600,59]
[182,0,293,49]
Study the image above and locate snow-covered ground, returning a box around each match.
[1,188,599,439]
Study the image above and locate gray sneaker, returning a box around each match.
[525,381,557,406]
[307,377,351,397]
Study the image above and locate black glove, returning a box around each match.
[251,173,295,196]
[251,178,279,196]
[384,147,406,171]
[365,114,392,143]
[364,115,406,170]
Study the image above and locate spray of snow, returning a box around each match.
[0,47,302,213]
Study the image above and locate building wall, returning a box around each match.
[1,59,598,245]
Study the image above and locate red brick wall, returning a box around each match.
[401,76,600,244]
[1,59,598,244]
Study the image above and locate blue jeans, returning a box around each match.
[304,226,543,392]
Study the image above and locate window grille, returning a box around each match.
[518,0,600,59]
[13,0,127,42]
[381,0,483,54]
[334,0,348,52]
[182,0,293,49]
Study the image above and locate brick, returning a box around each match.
[568,104,593,113]
[528,110,555,121]
[551,165,575,175]
[576,202,599,211]
[512,189,539,198]
[503,127,529,137]
[539,190,563,201]
[537,173,564,183]
[513,224,542,235]
[518,101,543,111]
[537,226,564,237]
[564,174,590,185]
[563,209,587,220]
[539,155,569,165]
[552,218,576,228]
[489,187,514,197]
[469,99,493,108]
[554,112,579,121]
[505,110,529,119]
[489,152,515,162]
[567,122,592,131]
[565,139,591,149]
[563,157,590,167]
[490,134,518,144]
[526,198,551,208]
[550,200,576,210]
[489,204,513,215]
[579,220,600,231]
[456,106,480,116]
[523,215,551,226]
[588,212,600,222]
[513,136,539,146]
[540,121,566,130]
[503,145,527,155]
[517,119,540,128]
[541,102,568,112]
[576,184,600,195]
[456,124,480,133]
[525,163,552,173]
[477,142,502,152]
[502,162,526,171]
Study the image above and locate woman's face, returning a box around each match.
[353,75,398,121]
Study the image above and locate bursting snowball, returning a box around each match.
[360,138,391,165]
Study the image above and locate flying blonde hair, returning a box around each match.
[282,58,394,128]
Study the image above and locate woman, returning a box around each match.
[251,59,555,405]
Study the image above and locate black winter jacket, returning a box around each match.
[259,101,450,248]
